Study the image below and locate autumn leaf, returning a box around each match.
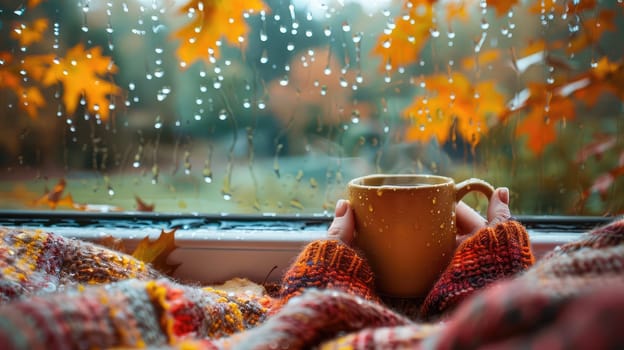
[443,0,471,23]
[18,86,46,118]
[514,84,576,155]
[135,195,155,212]
[573,57,624,106]
[0,53,20,90]
[402,72,505,147]
[171,0,269,68]
[530,0,597,15]
[487,0,521,16]
[38,44,121,121]
[461,49,502,72]
[1,52,51,118]
[132,229,180,275]
[33,178,75,209]
[567,10,616,54]
[11,18,48,46]
[372,0,433,72]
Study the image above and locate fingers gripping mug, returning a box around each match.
[347,174,494,298]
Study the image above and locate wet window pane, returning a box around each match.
[0,0,622,215]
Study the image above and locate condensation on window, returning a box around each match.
[0,0,622,216]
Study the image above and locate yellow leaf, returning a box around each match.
[574,57,624,105]
[19,86,45,119]
[132,229,180,275]
[461,49,502,72]
[443,0,471,23]
[41,44,121,121]
[402,73,505,147]
[372,0,433,72]
[11,18,48,46]
[172,0,269,68]
[21,53,56,82]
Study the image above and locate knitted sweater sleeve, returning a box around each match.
[276,239,379,307]
[420,220,535,319]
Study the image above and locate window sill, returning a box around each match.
[0,211,614,284]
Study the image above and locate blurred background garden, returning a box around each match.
[0,0,622,216]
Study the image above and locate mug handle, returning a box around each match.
[455,178,495,202]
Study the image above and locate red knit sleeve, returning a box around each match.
[275,239,379,307]
[420,220,535,320]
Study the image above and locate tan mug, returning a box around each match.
[347,174,494,298]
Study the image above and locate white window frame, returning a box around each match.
[1,212,612,284]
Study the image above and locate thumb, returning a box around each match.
[487,187,512,226]
[327,199,356,246]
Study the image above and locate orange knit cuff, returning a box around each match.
[420,220,535,320]
[277,239,378,306]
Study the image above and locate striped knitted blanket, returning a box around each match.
[1,219,623,349]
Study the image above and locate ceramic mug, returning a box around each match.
[347,174,494,298]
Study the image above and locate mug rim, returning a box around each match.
[348,173,453,188]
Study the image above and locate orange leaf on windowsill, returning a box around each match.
[132,229,180,275]
[135,195,155,212]
[33,178,75,209]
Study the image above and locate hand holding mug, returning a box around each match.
[328,174,509,298]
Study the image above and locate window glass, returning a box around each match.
[0,0,622,216]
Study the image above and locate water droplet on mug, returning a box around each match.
[432,197,437,204]
[440,223,445,229]
[368,204,374,212]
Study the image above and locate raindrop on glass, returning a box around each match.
[260,50,269,64]
[480,19,489,30]
[218,109,228,120]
